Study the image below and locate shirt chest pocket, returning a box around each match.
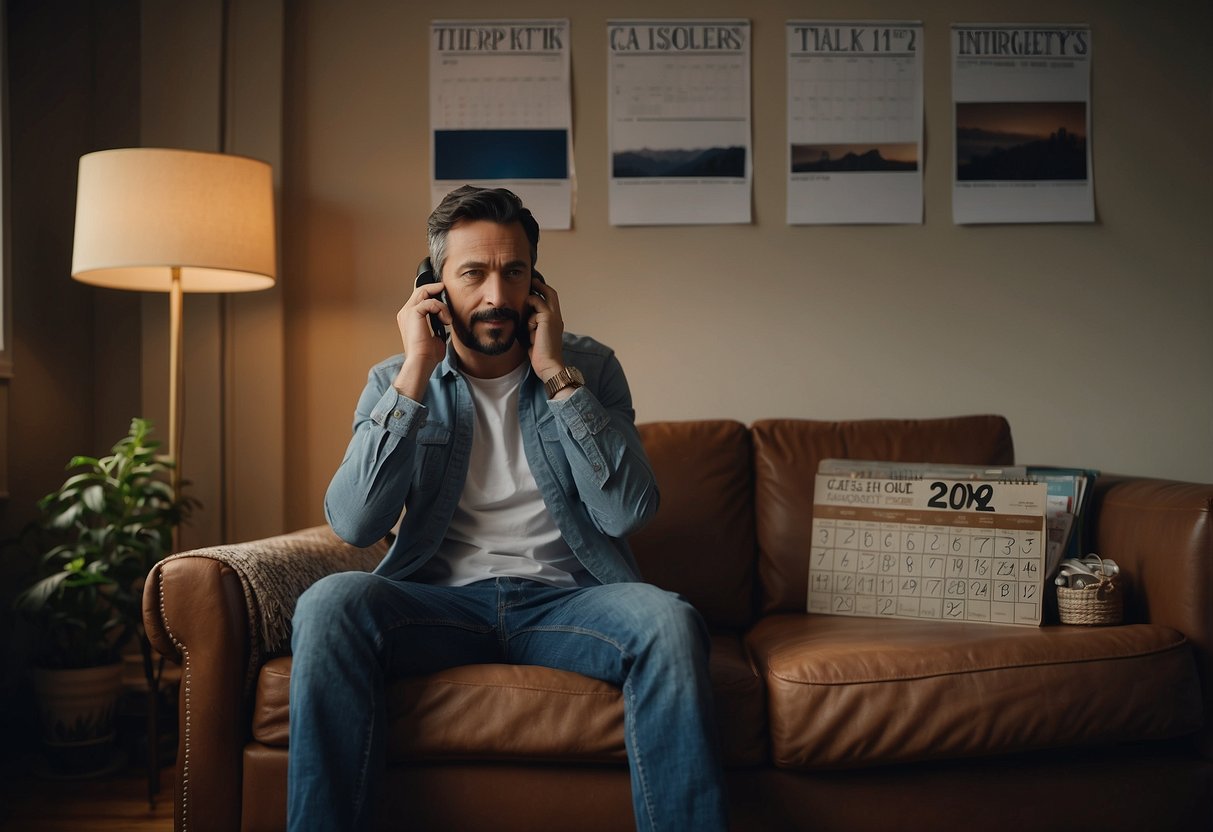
[413,422,451,492]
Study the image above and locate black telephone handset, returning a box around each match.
[414,258,449,341]
[413,257,547,346]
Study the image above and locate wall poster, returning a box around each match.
[786,21,924,225]
[607,20,752,225]
[952,24,1094,224]
[430,19,573,229]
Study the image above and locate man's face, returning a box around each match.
[440,219,533,357]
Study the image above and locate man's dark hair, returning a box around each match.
[427,186,540,276]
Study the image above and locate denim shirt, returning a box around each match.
[324,333,659,585]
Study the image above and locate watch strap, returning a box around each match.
[544,366,585,399]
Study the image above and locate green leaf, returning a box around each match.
[59,472,105,491]
[15,571,71,612]
[48,503,83,529]
[81,484,106,513]
[64,570,114,589]
[143,480,174,501]
[42,545,76,564]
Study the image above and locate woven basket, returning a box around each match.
[1056,577,1123,625]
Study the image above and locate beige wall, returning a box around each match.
[1,0,142,538]
[281,0,1213,531]
[1,0,142,746]
[4,0,1208,554]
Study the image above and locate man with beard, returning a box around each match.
[288,186,727,831]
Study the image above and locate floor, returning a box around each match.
[0,761,173,831]
[1,655,180,830]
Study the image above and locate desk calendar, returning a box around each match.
[809,462,1049,626]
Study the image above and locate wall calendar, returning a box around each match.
[809,461,1049,626]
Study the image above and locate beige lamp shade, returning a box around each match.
[72,147,276,292]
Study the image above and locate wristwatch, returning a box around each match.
[544,366,585,399]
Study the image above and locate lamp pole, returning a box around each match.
[168,267,184,552]
[168,267,183,494]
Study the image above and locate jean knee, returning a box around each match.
[620,584,710,660]
[293,571,380,647]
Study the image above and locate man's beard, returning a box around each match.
[452,307,522,356]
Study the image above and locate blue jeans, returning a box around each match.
[288,574,728,831]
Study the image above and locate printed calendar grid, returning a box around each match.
[808,503,1046,626]
[788,55,918,144]
[433,67,567,130]
[612,58,749,121]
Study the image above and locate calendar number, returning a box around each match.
[928,481,995,512]
[873,28,917,52]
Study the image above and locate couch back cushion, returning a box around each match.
[632,420,757,629]
[751,416,1015,613]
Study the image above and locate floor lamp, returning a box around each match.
[70,147,276,505]
[70,147,276,804]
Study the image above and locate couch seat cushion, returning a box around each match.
[746,613,1203,770]
[253,632,767,766]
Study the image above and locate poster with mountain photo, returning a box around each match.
[952,24,1094,224]
[786,21,924,225]
[608,20,752,225]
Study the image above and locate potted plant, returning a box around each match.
[12,417,194,776]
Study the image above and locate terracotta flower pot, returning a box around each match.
[31,663,124,777]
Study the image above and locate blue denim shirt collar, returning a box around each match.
[439,339,539,388]
[438,340,460,379]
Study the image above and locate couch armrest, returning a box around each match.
[144,556,249,832]
[142,525,388,831]
[1088,476,1213,755]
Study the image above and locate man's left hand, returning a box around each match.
[527,276,566,379]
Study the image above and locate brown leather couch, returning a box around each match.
[143,416,1212,831]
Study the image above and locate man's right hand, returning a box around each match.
[393,280,449,400]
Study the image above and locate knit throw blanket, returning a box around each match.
[160,525,388,688]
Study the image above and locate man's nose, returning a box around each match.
[482,272,508,305]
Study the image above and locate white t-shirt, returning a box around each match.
[414,362,585,587]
